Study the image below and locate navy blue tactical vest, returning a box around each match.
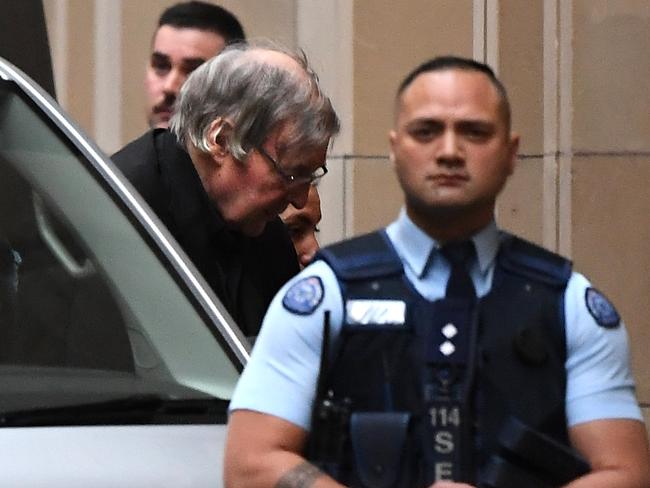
[307,230,573,487]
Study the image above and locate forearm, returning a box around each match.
[226,450,345,488]
[564,419,650,488]
[225,411,347,488]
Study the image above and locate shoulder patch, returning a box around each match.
[282,276,324,315]
[585,287,620,329]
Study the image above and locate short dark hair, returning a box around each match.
[158,1,245,42]
[397,55,511,131]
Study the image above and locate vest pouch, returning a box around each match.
[349,411,411,488]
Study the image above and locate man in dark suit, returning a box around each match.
[112,42,339,338]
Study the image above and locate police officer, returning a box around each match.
[225,57,650,488]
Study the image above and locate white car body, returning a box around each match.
[0,425,226,487]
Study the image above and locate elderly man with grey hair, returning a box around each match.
[112,42,340,339]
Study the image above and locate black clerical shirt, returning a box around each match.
[112,129,299,338]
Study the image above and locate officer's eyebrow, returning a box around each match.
[403,118,444,133]
[405,117,442,127]
[405,116,496,128]
[455,119,496,130]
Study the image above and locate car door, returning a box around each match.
[0,56,249,486]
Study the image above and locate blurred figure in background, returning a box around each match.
[280,184,322,268]
[144,1,244,129]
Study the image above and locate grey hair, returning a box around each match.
[170,40,340,160]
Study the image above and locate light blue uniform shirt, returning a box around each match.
[230,209,642,430]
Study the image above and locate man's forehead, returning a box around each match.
[396,69,501,120]
[152,24,225,57]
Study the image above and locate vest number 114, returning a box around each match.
[429,406,461,427]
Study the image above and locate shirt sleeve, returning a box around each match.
[564,272,642,426]
[229,260,344,430]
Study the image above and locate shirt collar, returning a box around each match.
[471,220,500,274]
[386,208,500,278]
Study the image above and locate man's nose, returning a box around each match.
[287,183,310,209]
[437,130,463,165]
[299,234,319,268]
[162,69,185,96]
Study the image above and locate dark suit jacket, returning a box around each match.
[111,130,299,337]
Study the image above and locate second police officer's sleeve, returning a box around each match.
[229,260,344,430]
[563,271,642,426]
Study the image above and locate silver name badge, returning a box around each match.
[346,299,406,325]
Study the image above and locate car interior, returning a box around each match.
[0,156,134,372]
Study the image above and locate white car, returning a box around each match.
[0,56,249,487]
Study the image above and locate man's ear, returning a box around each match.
[506,132,520,175]
[388,129,398,168]
[207,118,232,159]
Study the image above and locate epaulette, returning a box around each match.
[498,234,572,287]
[315,231,403,281]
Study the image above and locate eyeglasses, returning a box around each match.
[257,146,328,185]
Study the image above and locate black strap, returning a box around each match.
[315,230,403,281]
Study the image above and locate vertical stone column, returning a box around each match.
[568,0,650,428]
[351,0,475,235]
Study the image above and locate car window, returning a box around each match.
[0,168,135,372]
[0,72,241,412]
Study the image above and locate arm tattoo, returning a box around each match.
[275,461,323,488]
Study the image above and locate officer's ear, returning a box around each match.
[388,129,397,168]
[506,131,520,175]
[206,118,233,160]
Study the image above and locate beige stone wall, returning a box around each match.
[352,0,474,234]
[43,0,649,432]
[568,0,650,431]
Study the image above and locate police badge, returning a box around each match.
[282,276,324,315]
[585,287,620,329]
